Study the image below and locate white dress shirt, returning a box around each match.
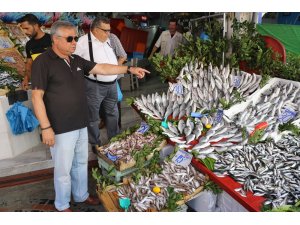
[74,32,118,82]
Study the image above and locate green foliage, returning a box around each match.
[151,19,227,82]
[131,137,163,170]
[125,97,135,106]
[109,125,140,143]
[0,60,22,91]
[201,157,216,171]
[248,129,265,144]
[204,180,223,194]
[165,187,184,212]
[278,122,300,136]
[219,98,234,110]
[92,167,117,191]
[145,116,163,135]
[230,19,300,84]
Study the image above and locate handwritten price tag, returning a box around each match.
[172,149,193,167]
[233,76,241,87]
[173,83,184,96]
[137,121,150,134]
[214,109,224,124]
[278,108,297,124]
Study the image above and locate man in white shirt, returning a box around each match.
[149,18,183,58]
[74,16,120,151]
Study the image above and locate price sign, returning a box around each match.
[278,108,297,124]
[173,83,184,96]
[191,112,208,118]
[137,121,150,134]
[214,109,224,124]
[233,76,241,87]
[172,149,192,167]
[107,152,118,162]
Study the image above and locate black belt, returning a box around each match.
[85,76,116,85]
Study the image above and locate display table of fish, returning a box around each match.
[133,61,262,122]
[214,134,300,209]
[116,161,206,212]
[97,131,166,171]
[225,78,300,142]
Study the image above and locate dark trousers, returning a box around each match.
[85,79,119,146]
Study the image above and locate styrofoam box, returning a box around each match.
[216,191,248,212]
[224,77,300,142]
[186,190,218,212]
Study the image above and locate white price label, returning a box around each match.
[233,76,241,87]
[172,149,193,167]
[214,109,223,124]
[137,121,150,134]
[174,83,184,96]
[278,108,297,124]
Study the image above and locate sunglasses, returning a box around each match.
[97,27,111,33]
[57,35,79,43]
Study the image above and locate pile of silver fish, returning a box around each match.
[117,161,206,211]
[214,135,300,208]
[175,62,262,110]
[161,116,245,160]
[231,81,300,141]
[0,71,21,88]
[133,61,261,121]
[100,132,158,163]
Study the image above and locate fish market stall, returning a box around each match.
[95,161,207,212]
[192,158,265,212]
[95,124,167,182]
[126,58,300,211]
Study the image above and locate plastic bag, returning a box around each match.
[186,190,218,212]
[6,102,39,135]
[216,191,248,212]
[117,81,123,102]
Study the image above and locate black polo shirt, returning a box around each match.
[31,48,96,134]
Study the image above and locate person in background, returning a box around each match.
[74,16,122,153]
[31,21,149,212]
[17,13,52,90]
[149,18,183,58]
[99,32,127,129]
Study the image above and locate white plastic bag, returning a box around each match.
[186,190,218,212]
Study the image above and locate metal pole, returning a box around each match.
[222,13,226,66]
[190,13,225,22]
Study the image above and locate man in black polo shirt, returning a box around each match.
[17,14,52,90]
[31,21,149,212]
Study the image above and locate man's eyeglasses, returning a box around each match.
[97,27,111,33]
[57,35,79,43]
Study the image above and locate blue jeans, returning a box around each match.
[50,127,89,211]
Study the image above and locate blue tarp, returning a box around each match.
[6,102,39,135]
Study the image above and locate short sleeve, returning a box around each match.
[110,34,127,58]
[31,57,48,91]
[79,56,97,74]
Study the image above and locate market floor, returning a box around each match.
[0,168,105,212]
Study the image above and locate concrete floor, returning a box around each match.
[0,72,168,212]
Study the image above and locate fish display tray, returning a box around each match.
[191,158,265,212]
[104,183,205,212]
[225,77,300,118]
[97,139,167,172]
[224,77,300,141]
